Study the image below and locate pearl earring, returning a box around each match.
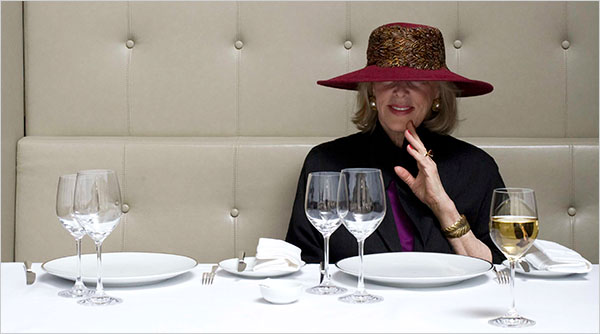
[431,98,441,112]
[369,97,377,111]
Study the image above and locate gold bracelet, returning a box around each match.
[442,214,471,239]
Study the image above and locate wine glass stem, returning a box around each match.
[74,238,84,288]
[95,242,105,296]
[321,235,331,285]
[508,259,517,316]
[357,239,365,294]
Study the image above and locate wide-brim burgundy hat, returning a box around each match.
[317,22,493,97]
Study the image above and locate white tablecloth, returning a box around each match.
[1,262,598,333]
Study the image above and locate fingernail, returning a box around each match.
[406,129,411,135]
[408,144,413,150]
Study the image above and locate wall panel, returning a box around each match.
[25,2,129,135]
[15,138,125,262]
[573,145,599,262]
[1,1,24,261]
[456,2,566,137]
[124,140,236,262]
[129,2,238,136]
[567,1,599,138]
[238,2,348,136]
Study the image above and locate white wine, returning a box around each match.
[490,215,539,260]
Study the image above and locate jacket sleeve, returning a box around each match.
[284,150,324,263]
[470,159,507,264]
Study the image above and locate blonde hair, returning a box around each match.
[352,81,460,135]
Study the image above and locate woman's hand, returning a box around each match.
[393,121,452,214]
[393,121,493,262]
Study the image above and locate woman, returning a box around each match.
[285,22,505,264]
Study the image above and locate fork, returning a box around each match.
[202,265,218,285]
[493,266,510,284]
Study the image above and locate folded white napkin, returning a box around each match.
[253,238,303,272]
[524,239,592,273]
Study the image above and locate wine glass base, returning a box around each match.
[58,287,94,298]
[78,295,122,306]
[338,291,383,304]
[306,285,347,295]
[488,315,535,328]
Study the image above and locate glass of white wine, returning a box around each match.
[489,187,539,328]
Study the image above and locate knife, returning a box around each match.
[237,251,247,272]
[24,261,36,285]
[519,259,531,272]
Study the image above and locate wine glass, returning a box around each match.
[337,168,386,304]
[73,169,123,306]
[55,174,94,298]
[304,172,347,295]
[489,188,539,327]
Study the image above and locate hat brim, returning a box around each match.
[317,65,493,97]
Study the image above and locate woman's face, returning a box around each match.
[372,81,439,137]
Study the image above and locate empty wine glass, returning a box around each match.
[489,188,539,327]
[337,168,386,304]
[73,169,123,306]
[304,172,347,295]
[55,174,94,298]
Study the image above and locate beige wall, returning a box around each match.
[3,2,598,263]
[1,1,24,261]
[14,137,599,263]
[22,2,598,138]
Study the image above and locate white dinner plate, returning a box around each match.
[42,252,197,286]
[502,260,575,277]
[336,252,492,288]
[218,257,304,278]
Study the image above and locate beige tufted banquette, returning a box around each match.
[1,2,598,264]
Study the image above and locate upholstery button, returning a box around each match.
[230,208,239,217]
[234,40,244,50]
[567,206,577,216]
[561,40,570,50]
[125,40,135,49]
[453,40,462,49]
[344,40,353,50]
[121,203,130,213]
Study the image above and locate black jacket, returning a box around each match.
[285,122,506,264]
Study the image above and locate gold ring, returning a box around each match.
[424,149,433,158]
